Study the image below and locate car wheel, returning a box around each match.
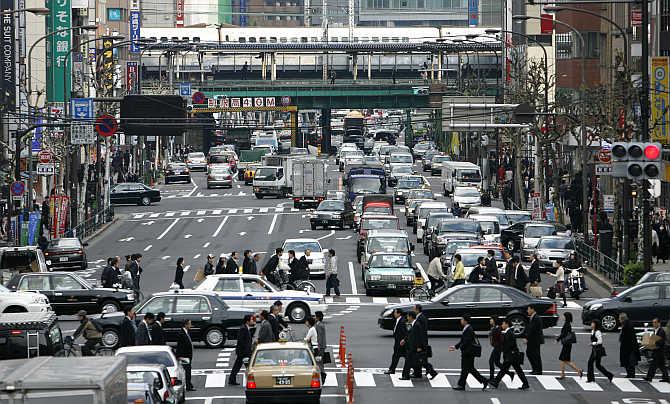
[101,328,120,348]
[140,196,151,206]
[507,314,527,337]
[204,327,226,348]
[600,312,618,332]
[311,223,317,230]
[3,305,28,313]
[100,300,120,314]
[287,302,310,322]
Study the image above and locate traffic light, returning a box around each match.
[611,142,662,180]
[412,87,429,96]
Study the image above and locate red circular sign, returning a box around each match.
[598,149,611,164]
[38,150,53,164]
[95,114,118,137]
[192,91,206,104]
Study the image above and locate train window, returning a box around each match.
[341,37,349,42]
[280,37,288,43]
[382,37,389,42]
[171,36,179,42]
[392,37,399,42]
[402,37,409,42]
[259,37,267,43]
[300,37,308,43]
[160,37,168,42]
[239,37,246,43]
[330,37,338,42]
[193,37,200,43]
[249,37,257,43]
[270,37,277,43]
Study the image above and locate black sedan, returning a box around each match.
[611,271,670,296]
[44,237,88,270]
[309,199,355,230]
[92,290,254,348]
[5,272,135,315]
[500,220,568,256]
[110,183,161,206]
[164,162,191,184]
[378,284,558,336]
[582,281,670,332]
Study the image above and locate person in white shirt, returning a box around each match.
[304,316,318,350]
[426,255,446,292]
[549,259,567,308]
[586,319,613,382]
[324,249,340,296]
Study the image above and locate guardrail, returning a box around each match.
[70,206,115,240]
[575,239,624,285]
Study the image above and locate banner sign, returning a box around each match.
[199,96,289,108]
[101,37,114,94]
[176,0,184,27]
[540,13,554,34]
[71,97,93,120]
[45,0,71,102]
[468,0,478,27]
[126,61,139,94]
[49,194,69,239]
[129,11,141,53]
[1,0,16,110]
[239,0,248,26]
[651,56,669,145]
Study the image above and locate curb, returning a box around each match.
[584,266,614,292]
[83,216,119,244]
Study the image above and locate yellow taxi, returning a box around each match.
[245,341,322,404]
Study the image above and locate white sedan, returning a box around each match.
[195,274,326,322]
[279,238,326,277]
[0,284,51,313]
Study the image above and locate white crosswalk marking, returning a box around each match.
[133,213,145,219]
[354,372,376,387]
[324,373,339,387]
[428,373,451,388]
[390,374,413,387]
[466,375,484,389]
[345,297,361,304]
[228,209,238,214]
[571,376,602,391]
[197,210,206,215]
[651,380,670,393]
[565,301,581,309]
[502,374,522,389]
[372,297,388,304]
[205,373,227,388]
[149,213,160,218]
[181,211,191,216]
[291,208,299,212]
[325,297,334,304]
[535,375,565,390]
[275,207,284,213]
[244,208,253,214]
[611,377,641,392]
[260,208,268,213]
[212,210,222,215]
[165,212,175,217]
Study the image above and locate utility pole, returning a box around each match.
[348,0,354,41]
[640,0,652,272]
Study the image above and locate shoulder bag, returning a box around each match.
[472,336,482,357]
[562,331,577,345]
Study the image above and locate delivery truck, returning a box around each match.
[292,159,327,209]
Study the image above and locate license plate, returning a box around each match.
[275,376,292,385]
[59,257,69,262]
[387,284,396,289]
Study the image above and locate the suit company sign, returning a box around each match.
[1,0,16,109]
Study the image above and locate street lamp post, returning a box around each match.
[514,15,587,239]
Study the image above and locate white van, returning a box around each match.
[441,161,482,196]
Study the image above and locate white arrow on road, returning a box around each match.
[118,237,135,242]
[184,234,192,239]
[197,218,204,223]
[141,221,154,226]
[161,256,171,260]
[299,229,311,234]
[247,216,255,221]
[336,235,352,240]
[317,230,336,241]
[238,232,247,236]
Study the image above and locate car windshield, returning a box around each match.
[456,253,485,267]
[127,371,162,388]
[414,143,431,151]
[253,349,314,367]
[390,155,412,163]
[118,351,175,367]
[418,207,447,219]
[478,221,499,234]
[432,156,451,163]
[350,177,383,194]
[454,187,480,197]
[318,201,344,211]
[208,155,229,164]
[363,157,380,164]
[188,152,205,159]
[446,241,476,254]
[343,150,364,157]
[256,137,277,146]
[427,215,452,227]
[368,237,409,253]
[458,170,481,182]
[365,206,392,215]
[210,167,231,174]
[397,178,422,189]
[369,254,411,268]
[255,168,277,178]
[362,218,397,230]
[392,166,413,174]
[525,226,555,238]
[283,241,321,252]
[438,221,480,233]
[50,238,80,248]
[537,238,574,249]
[506,212,532,224]
[167,164,186,170]
[494,214,510,226]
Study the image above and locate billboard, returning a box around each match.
[129,11,141,53]
[176,0,184,27]
[126,61,139,94]
[651,57,669,145]
[468,0,478,27]
[1,0,16,110]
[45,0,71,102]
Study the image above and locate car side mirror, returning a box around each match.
[441,300,449,306]
[623,296,632,303]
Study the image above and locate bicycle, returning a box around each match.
[56,336,115,357]
[278,326,298,342]
[409,277,448,301]
[276,271,317,294]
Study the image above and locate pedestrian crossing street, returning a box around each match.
[127,206,301,220]
[191,368,670,393]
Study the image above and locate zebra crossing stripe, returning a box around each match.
[133,213,145,219]
[390,374,413,387]
[345,297,361,304]
[149,213,160,218]
[651,380,670,393]
[229,209,238,214]
[197,210,206,215]
[205,373,227,388]
[260,208,269,213]
[611,377,641,392]
[535,375,565,390]
[502,373,522,389]
[571,376,602,391]
[212,210,222,215]
[323,373,339,387]
[165,212,176,217]
[372,297,388,304]
[180,211,191,216]
[275,207,284,213]
[428,373,451,388]
[466,375,484,389]
[354,372,376,387]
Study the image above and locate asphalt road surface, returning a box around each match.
[59,157,669,404]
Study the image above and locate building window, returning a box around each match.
[556,33,572,59]
[107,8,123,21]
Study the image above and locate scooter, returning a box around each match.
[566,267,586,299]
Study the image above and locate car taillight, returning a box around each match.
[293,197,300,202]
[44,252,49,256]
[611,291,618,297]
[545,303,557,315]
[246,374,256,389]
[171,377,177,386]
[310,372,321,388]
[10,330,22,335]
[208,175,215,180]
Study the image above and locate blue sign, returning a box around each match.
[468,0,478,27]
[10,181,25,196]
[129,11,141,53]
[180,82,192,96]
[71,98,94,121]
[31,111,44,152]
[240,0,248,26]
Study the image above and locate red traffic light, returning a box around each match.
[644,144,661,160]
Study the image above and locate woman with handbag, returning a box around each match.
[556,312,582,379]
[587,319,614,383]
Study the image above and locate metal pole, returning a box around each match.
[640,0,651,271]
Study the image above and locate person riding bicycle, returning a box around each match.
[73,310,102,356]
[262,248,284,286]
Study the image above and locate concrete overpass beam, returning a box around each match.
[271,53,277,81]
[367,53,372,80]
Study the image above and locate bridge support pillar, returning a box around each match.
[437,51,443,82]
[367,54,372,80]
[261,53,267,80]
[321,109,332,155]
[271,53,277,81]
[352,53,358,82]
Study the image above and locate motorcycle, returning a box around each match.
[566,267,586,299]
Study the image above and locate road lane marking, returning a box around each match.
[184,234,192,239]
[345,297,360,304]
[186,179,198,197]
[317,230,336,241]
[651,380,670,393]
[353,372,376,387]
[149,213,160,218]
[133,213,145,219]
[228,209,238,214]
[324,373,339,386]
[180,211,191,216]
[372,297,388,304]
[144,245,152,251]
[390,374,413,387]
[212,210,222,215]
[157,218,180,240]
[165,212,175,217]
[193,254,201,259]
[348,262,358,296]
[535,375,565,390]
[260,207,268,213]
[611,378,641,392]
[197,210,206,215]
[243,208,253,214]
[325,296,334,303]
[491,399,502,404]
[203,242,210,248]
[212,216,229,237]
[429,373,451,388]
[161,256,170,260]
[571,376,602,391]
[274,207,284,213]
[466,375,484,389]
[268,214,279,235]
[502,373,522,389]
[204,373,227,388]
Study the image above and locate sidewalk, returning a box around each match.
[653,261,670,272]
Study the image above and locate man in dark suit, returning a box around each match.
[268,304,280,341]
[489,318,529,389]
[528,254,541,285]
[225,251,240,274]
[485,250,499,283]
[413,304,435,378]
[229,314,256,385]
[242,250,255,274]
[525,305,544,375]
[450,315,489,390]
[644,318,669,382]
[151,312,167,345]
[513,257,528,291]
[468,257,485,283]
[176,320,195,391]
[262,248,283,284]
[119,307,136,347]
[384,308,407,375]
[503,251,514,285]
[135,312,154,345]
[128,253,143,291]
[101,257,120,288]
[400,311,437,380]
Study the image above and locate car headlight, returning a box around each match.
[127,293,136,301]
[369,275,381,281]
[538,254,547,260]
[401,275,414,281]
[589,303,603,311]
[382,309,393,317]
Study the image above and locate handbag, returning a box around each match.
[426,345,433,358]
[323,351,332,364]
[562,331,577,345]
[514,351,525,365]
[472,337,482,357]
[594,345,607,357]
